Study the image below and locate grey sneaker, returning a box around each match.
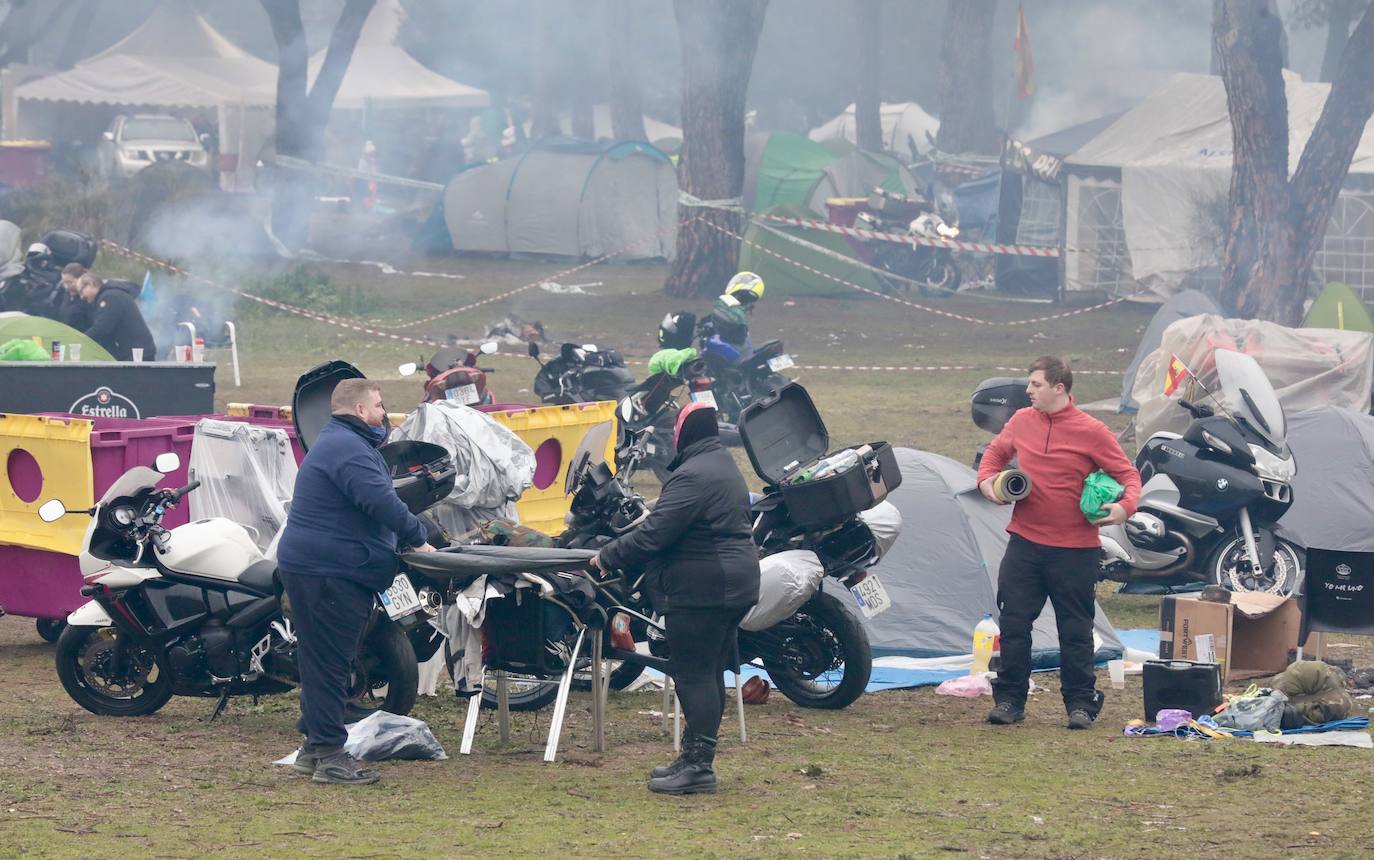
[290,741,321,775]
[312,751,380,785]
[1067,709,1095,730]
[987,702,1025,725]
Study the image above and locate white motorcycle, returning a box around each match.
[38,453,433,718]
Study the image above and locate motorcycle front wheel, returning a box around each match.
[759,591,872,710]
[480,672,559,711]
[55,625,174,717]
[344,623,419,720]
[1207,535,1304,597]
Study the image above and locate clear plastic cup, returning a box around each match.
[131,348,144,363]
[68,343,81,361]
[1108,659,1126,690]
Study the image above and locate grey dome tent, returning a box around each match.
[1120,289,1221,413]
[857,448,1122,664]
[1276,407,1374,553]
[442,138,676,260]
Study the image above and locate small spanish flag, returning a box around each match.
[1014,3,1034,100]
[1163,354,1192,397]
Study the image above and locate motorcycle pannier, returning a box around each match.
[739,382,901,528]
[971,377,1030,435]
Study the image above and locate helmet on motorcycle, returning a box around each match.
[26,242,50,261]
[658,310,697,350]
[724,271,764,304]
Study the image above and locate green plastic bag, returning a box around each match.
[648,347,698,377]
[0,338,52,362]
[1081,470,1125,521]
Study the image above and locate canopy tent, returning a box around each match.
[522,105,681,144]
[245,0,488,111]
[858,447,1122,663]
[1063,73,1374,299]
[13,0,277,191]
[1277,408,1374,553]
[443,138,676,260]
[1304,282,1374,332]
[0,313,115,362]
[1119,289,1221,413]
[809,102,941,161]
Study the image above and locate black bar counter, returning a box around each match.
[0,361,216,418]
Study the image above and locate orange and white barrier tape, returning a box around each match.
[753,211,1061,258]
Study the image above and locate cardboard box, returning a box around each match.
[1158,592,1300,683]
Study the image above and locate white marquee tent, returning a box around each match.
[1062,73,1374,300]
[809,102,940,159]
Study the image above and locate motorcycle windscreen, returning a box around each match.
[1214,349,1286,450]
[564,419,615,497]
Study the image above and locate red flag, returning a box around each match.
[1014,4,1034,100]
[1163,354,1192,397]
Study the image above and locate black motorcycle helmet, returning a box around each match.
[658,310,697,350]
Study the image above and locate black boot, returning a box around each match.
[648,734,717,795]
[650,752,689,780]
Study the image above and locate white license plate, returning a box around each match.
[445,383,480,405]
[690,389,718,409]
[767,354,795,372]
[849,574,891,619]
[379,574,421,620]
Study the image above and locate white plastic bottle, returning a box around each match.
[971,613,1000,674]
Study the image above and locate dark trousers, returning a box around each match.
[993,534,1101,713]
[282,571,374,750]
[665,608,747,742]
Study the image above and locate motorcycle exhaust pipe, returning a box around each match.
[1123,531,1206,581]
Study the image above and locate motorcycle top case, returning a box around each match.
[971,377,1030,435]
[40,229,98,269]
[739,382,901,528]
[292,359,456,513]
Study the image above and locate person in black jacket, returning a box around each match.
[276,378,435,785]
[80,274,157,361]
[593,403,760,796]
[53,263,92,331]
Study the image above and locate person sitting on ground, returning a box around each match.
[81,273,157,361]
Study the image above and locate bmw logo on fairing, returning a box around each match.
[1216,478,1229,491]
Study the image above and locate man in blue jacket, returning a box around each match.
[276,378,434,785]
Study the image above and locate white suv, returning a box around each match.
[98,114,209,178]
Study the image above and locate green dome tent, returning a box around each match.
[0,312,115,361]
[1304,282,1374,333]
[738,203,882,297]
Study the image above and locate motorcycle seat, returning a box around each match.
[401,545,597,579]
[238,559,279,596]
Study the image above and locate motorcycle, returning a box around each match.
[556,423,898,711]
[612,356,719,483]
[1099,349,1303,595]
[528,341,636,405]
[399,341,500,407]
[855,186,962,296]
[36,451,443,719]
[695,322,796,428]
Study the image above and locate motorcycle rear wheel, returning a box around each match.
[56,625,174,717]
[344,623,419,720]
[1207,535,1304,597]
[761,591,872,710]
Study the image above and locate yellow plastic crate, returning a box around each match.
[0,414,95,554]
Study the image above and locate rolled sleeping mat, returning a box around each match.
[991,468,1032,503]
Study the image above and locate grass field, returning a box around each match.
[4,236,1371,859]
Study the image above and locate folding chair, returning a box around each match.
[1296,548,1374,661]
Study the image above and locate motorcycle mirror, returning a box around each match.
[582,343,599,353]
[527,341,541,359]
[38,499,67,523]
[619,397,634,423]
[398,362,418,377]
[479,341,499,355]
[154,452,181,474]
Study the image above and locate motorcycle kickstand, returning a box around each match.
[208,688,231,722]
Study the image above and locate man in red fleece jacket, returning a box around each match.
[976,356,1140,730]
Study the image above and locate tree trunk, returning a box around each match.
[54,0,99,71]
[1320,0,1354,82]
[605,0,648,141]
[855,0,883,152]
[663,0,768,299]
[529,1,560,139]
[935,0,999,155]
[262,0,375,250]
[1216,0,1374,323]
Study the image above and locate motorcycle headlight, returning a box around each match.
[1249,444,1294,482]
